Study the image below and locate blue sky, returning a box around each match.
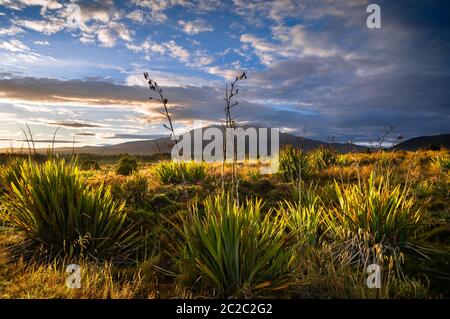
[0,0,449,149]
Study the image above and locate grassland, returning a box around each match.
[0,148,449,299]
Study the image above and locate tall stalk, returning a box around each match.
[144,72,187,197]
[222,72,247,201]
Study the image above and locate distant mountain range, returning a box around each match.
[1,129,449,156]
[391,134,450,151]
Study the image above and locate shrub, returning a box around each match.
[0,157,25,194]
[277,188,323,247]
[116,155,139,176]
[309,146,337,170]
[154,161,206,184]
[122,175,148,208]
[324,173,423,270]
[336,154,351,166]
[427,144,442,151]
[80,160,100,171]
[278,145,310,182]
[432,156,450,171]
[175,194,292,297]
[0,159,145,262]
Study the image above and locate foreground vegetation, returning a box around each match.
[0,148,449,299]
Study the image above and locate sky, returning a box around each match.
[0,0,449,149]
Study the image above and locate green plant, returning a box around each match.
[278,145,310,182]
[0,159,145,262]
[0,157,25,194]
[324,173,424,271]
[175,194,292,297]
[432,156,450,171]
[309,146,337,170]
[278,188,323,247]
[427,144,442,151]
[154,161,206,184]
[336,154,351,166]
[115,155,139,176]
[80,160,100,171]
[122,175,149,208]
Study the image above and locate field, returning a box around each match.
[0,148,449,299]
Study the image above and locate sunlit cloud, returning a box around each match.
[0,0,448,149]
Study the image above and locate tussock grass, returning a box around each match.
[0,158,145,263]
[0,149,448,298]
[174,194,293,297]
[324,172,424,272]
[278,145,310,181]
[154,161,207,184]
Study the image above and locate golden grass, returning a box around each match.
[0,149,448,299]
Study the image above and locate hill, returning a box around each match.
[393,134,450,151]
[22,127,368,155]
[3,129,448,156]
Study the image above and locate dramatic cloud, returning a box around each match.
[0,0,448,147]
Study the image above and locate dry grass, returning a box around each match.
[0,149,448,299]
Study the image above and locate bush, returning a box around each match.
[0,159,145,262]
[154,161,206,184]
[309,146,337,170]
[80,160,100,171]
[0,157,25,194]
[432,156,450,171]
[116,155,139,176]
[336,154,351,166]
[324,173,423,270]
[278,145,310,182]
[427,144,442,151]
[175,194,292,297]
[277,188,323,247]
[122,175,148,208]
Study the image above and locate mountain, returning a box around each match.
[393,134,450,151]
[4,128,447,156]
[41,127,368,155]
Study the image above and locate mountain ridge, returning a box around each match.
[1,130,448,155]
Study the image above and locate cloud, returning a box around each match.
[131,0,185,23]
[127,10,145,23]
[240,25,339,66]
[232,0,368,25]
[126,71,218,88]
[178,18,214,35]
[0,25,25,36]
[33,40,49,46]
[0,0,62,12]
[96,21,133,47]
[97,28,116,47]
[75,132,95,136]
[0,39,30,52]
[126,39,190,63]
[164,40,190,62]
[0,0,449,143]
[0,65,448,143]
[0,138,80,143]
[47,121,101,128]
[14,17,65,35]
[101,133,167,140]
